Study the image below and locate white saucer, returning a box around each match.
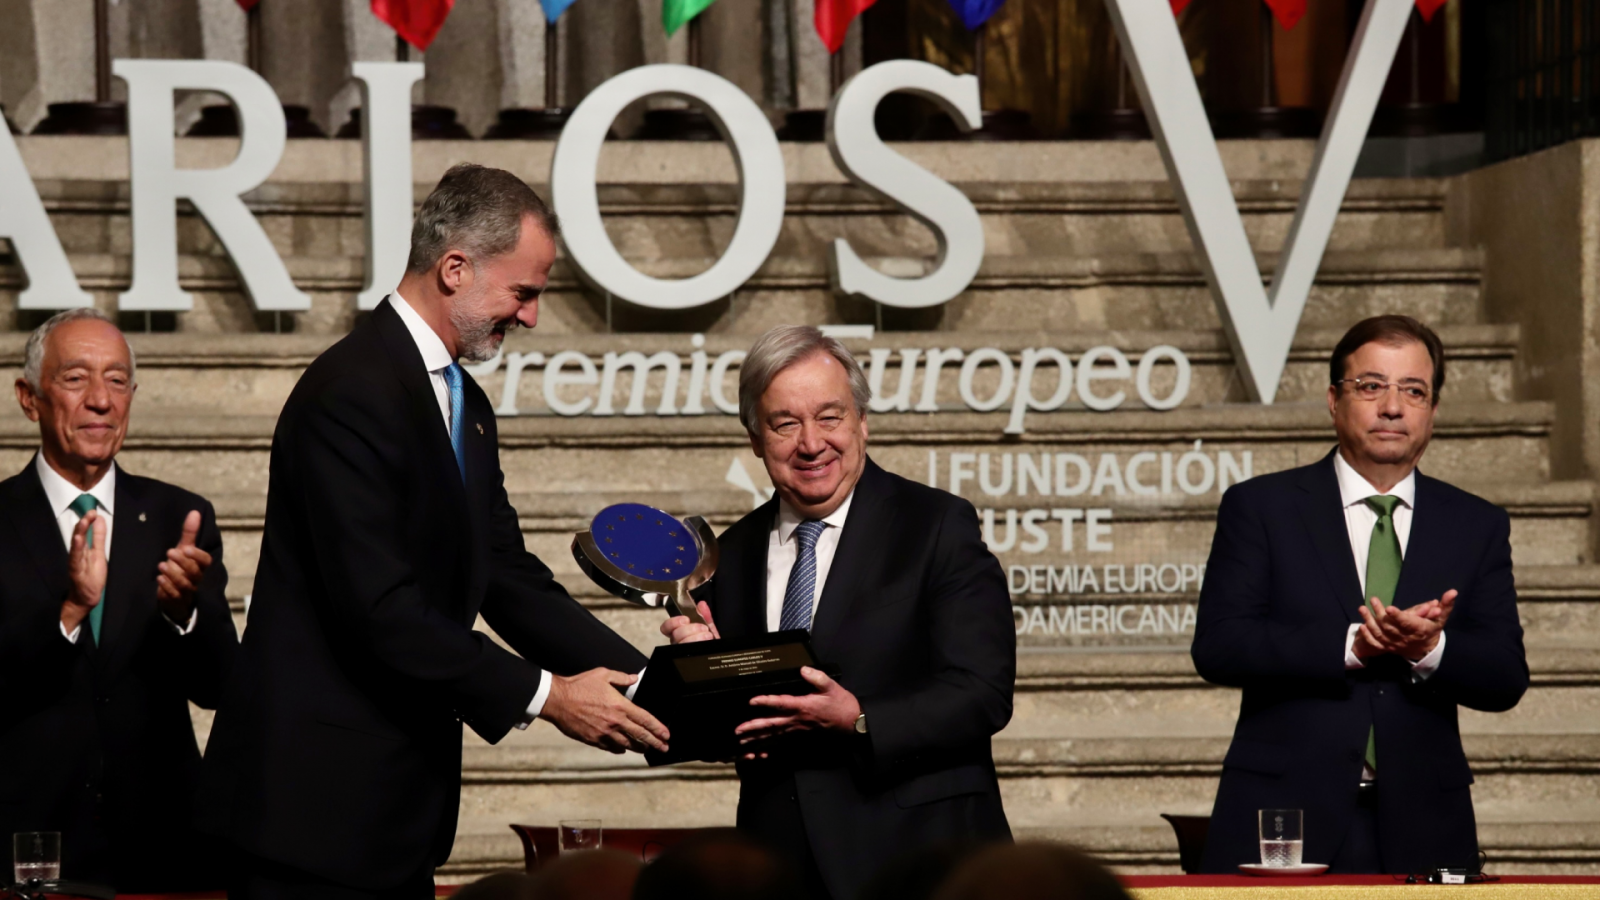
[1239,863,1330,877]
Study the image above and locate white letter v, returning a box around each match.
[1104,0,1417,402]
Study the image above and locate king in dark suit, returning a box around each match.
[199,165,669,900]
[1193,315,1529,874]
[2,308,237,891]
[663,325,1016,900]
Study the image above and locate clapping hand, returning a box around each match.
[156,510,213,624]
[1354,590,1456,661]
[61,510,108,633]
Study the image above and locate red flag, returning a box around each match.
[815,0,878,54]
[236,0,260,8]
[1261,0,1305,29]
[1170,0,1190,14]
[371,0,455,52]
[1416,0,1448,22]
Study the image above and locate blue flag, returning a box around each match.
[946,0,1005,29]
[540,0,578,23]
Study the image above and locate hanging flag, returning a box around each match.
[1261,0,1305,30]
[1169,0,1191,15]
[540,0,578,22]
[236,0,261,9]
[663,0,716,36]
[1416,0,1448,22]
[371,0,455,51]
[945,0,1005,31]
[815,0,877,53]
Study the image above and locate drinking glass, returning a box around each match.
[559,819,602,854]
[1258,809,1303,867]
[13,832,60,883]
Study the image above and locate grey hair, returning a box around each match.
[406,163,562,274]
[23,308,135,391]
[738,325,871,435]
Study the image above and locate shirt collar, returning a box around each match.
[1333,450,1415,511]
[777,487,856,545]
[35,452,116,517]
[390,291,455,374]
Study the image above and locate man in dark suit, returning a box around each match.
[2,308,236,890]
[198,165,669,900]
[663,325,1016,900]
[1193,315,1528,874]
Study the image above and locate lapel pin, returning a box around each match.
[476,422,484,435]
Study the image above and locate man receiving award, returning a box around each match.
[199,165,668,900]
[661,325,1017,900]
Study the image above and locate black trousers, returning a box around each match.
[740,775,834,900]
[227,849,434,900]
[1328,790,1382,874]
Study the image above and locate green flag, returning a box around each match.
[663,0,715,35]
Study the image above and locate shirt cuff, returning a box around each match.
[61,621,81,644]
[515,669,554,730]
[626,668,644,701]
[1408,631,1446,680]
[1344,623,1364,669]
[164,607,199,635]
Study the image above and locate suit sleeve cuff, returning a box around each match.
[1409,631,1446,680]
[1344,623,1364,669]
[163,607,199,635]
[61,621,81,644]
[515,669,554,730]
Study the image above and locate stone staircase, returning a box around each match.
[0,137,1594,876]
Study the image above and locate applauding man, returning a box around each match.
[0,308,237,890]
[1193,315,1529,874]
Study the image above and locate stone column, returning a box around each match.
[789,0,832,110]
[562,0,648,130]
[197,0,248,65]
[496,0,546,109]
[259,0,353,134]
[0,0,97,130]
[700,0,767,112]
[421,0,503,136]
[333,0,398,133]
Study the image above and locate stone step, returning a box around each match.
[0,245,1483,336]
[0,323,1515,420]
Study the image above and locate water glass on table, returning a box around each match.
[1258,809,1303,867]
[13,832,61,883]
[559,820,602,854]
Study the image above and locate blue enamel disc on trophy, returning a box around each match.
[591,503,699,580]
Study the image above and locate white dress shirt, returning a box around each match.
[766,490,855,632]
[390,293,640,726]
[41,456,200,643]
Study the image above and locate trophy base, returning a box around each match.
[633,630,828,766]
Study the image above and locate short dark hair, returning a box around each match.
[1329,314,1445,406]
[631,829,802,900]
[406,163,561,274]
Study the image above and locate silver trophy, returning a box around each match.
[571,503,717,624]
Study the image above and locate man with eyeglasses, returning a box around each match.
[0,308,238,890]
[1192,314,1528,875]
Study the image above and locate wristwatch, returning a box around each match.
[853,712,869,734]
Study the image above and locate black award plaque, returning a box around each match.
[572,504,821,765]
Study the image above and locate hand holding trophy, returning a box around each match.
[572,504,824,764]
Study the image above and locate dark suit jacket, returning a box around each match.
[0,461,236,891]
[198,300,647,890]
[1192,449,1528,874]
[696,458,1015,900]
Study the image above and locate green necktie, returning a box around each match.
[69,493,106,645]
[1362,494,1404,772]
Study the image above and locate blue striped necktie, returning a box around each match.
[778,520,827,632]
[442,362,466,480]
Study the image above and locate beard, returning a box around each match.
[449,287,516,363]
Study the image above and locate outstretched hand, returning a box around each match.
[1354,590,1455,661]
[156,510,213,623]
[540,668,671,755]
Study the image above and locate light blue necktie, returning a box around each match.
[778,520,827,632]
[69,493,106,645]
[442,362,466,480]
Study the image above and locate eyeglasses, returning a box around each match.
[1333,378,1432,408]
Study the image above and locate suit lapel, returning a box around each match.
[373,299,471,522]
[1296,450,1366,624]
[2,463,73,612]
[99,471,160,676]
[717,499,774,639]
[1392,472,1449,611]
[809,459,896,653]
